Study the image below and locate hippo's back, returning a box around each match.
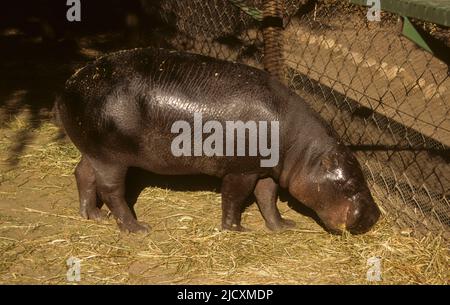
[62,47,284,122]
[57,48,299,175]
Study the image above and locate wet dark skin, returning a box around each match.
[57,48,380,234]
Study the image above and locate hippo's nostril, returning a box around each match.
[346,200,381,234]
[350,206,361,219]
[346,202,362,228]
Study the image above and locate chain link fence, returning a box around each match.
[144,0,450,241]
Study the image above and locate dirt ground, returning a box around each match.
[0,113,448,284]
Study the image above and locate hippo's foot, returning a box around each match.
[266,218,296,232]
[80,207,107,221]
[222,223,250,232]
[118,219,150,234]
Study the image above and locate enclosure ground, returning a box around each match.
[0,113,448,284]
[0,3,448,283]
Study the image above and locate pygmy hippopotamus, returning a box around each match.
[56,48,380,234]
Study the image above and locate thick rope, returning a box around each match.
[262,0,285,80]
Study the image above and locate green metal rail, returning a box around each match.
[350,0,450,27]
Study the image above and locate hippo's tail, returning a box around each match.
[51,94,69,142]
[52,95,63,127]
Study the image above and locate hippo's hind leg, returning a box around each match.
[254,177,296,231]
[75,156,104,220]
[221,173,258,231]
[88,158,149,233]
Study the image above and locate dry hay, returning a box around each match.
[0,113,448,284]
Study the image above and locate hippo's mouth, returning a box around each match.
[315,196,380,235]
[314,201,351,235]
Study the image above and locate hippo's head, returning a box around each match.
[286,144,380,234]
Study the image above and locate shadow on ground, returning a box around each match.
[124,167,326,231]
[0,0,175,165]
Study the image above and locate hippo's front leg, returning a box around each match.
[254,177,296,231]
[221,173,258,231]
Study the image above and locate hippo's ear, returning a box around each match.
[321,154,338,171]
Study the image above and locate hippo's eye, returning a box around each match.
[343,179,358,194]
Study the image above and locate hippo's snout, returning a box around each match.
[345,197,381,234]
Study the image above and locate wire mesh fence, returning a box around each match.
[145,0,450,240]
